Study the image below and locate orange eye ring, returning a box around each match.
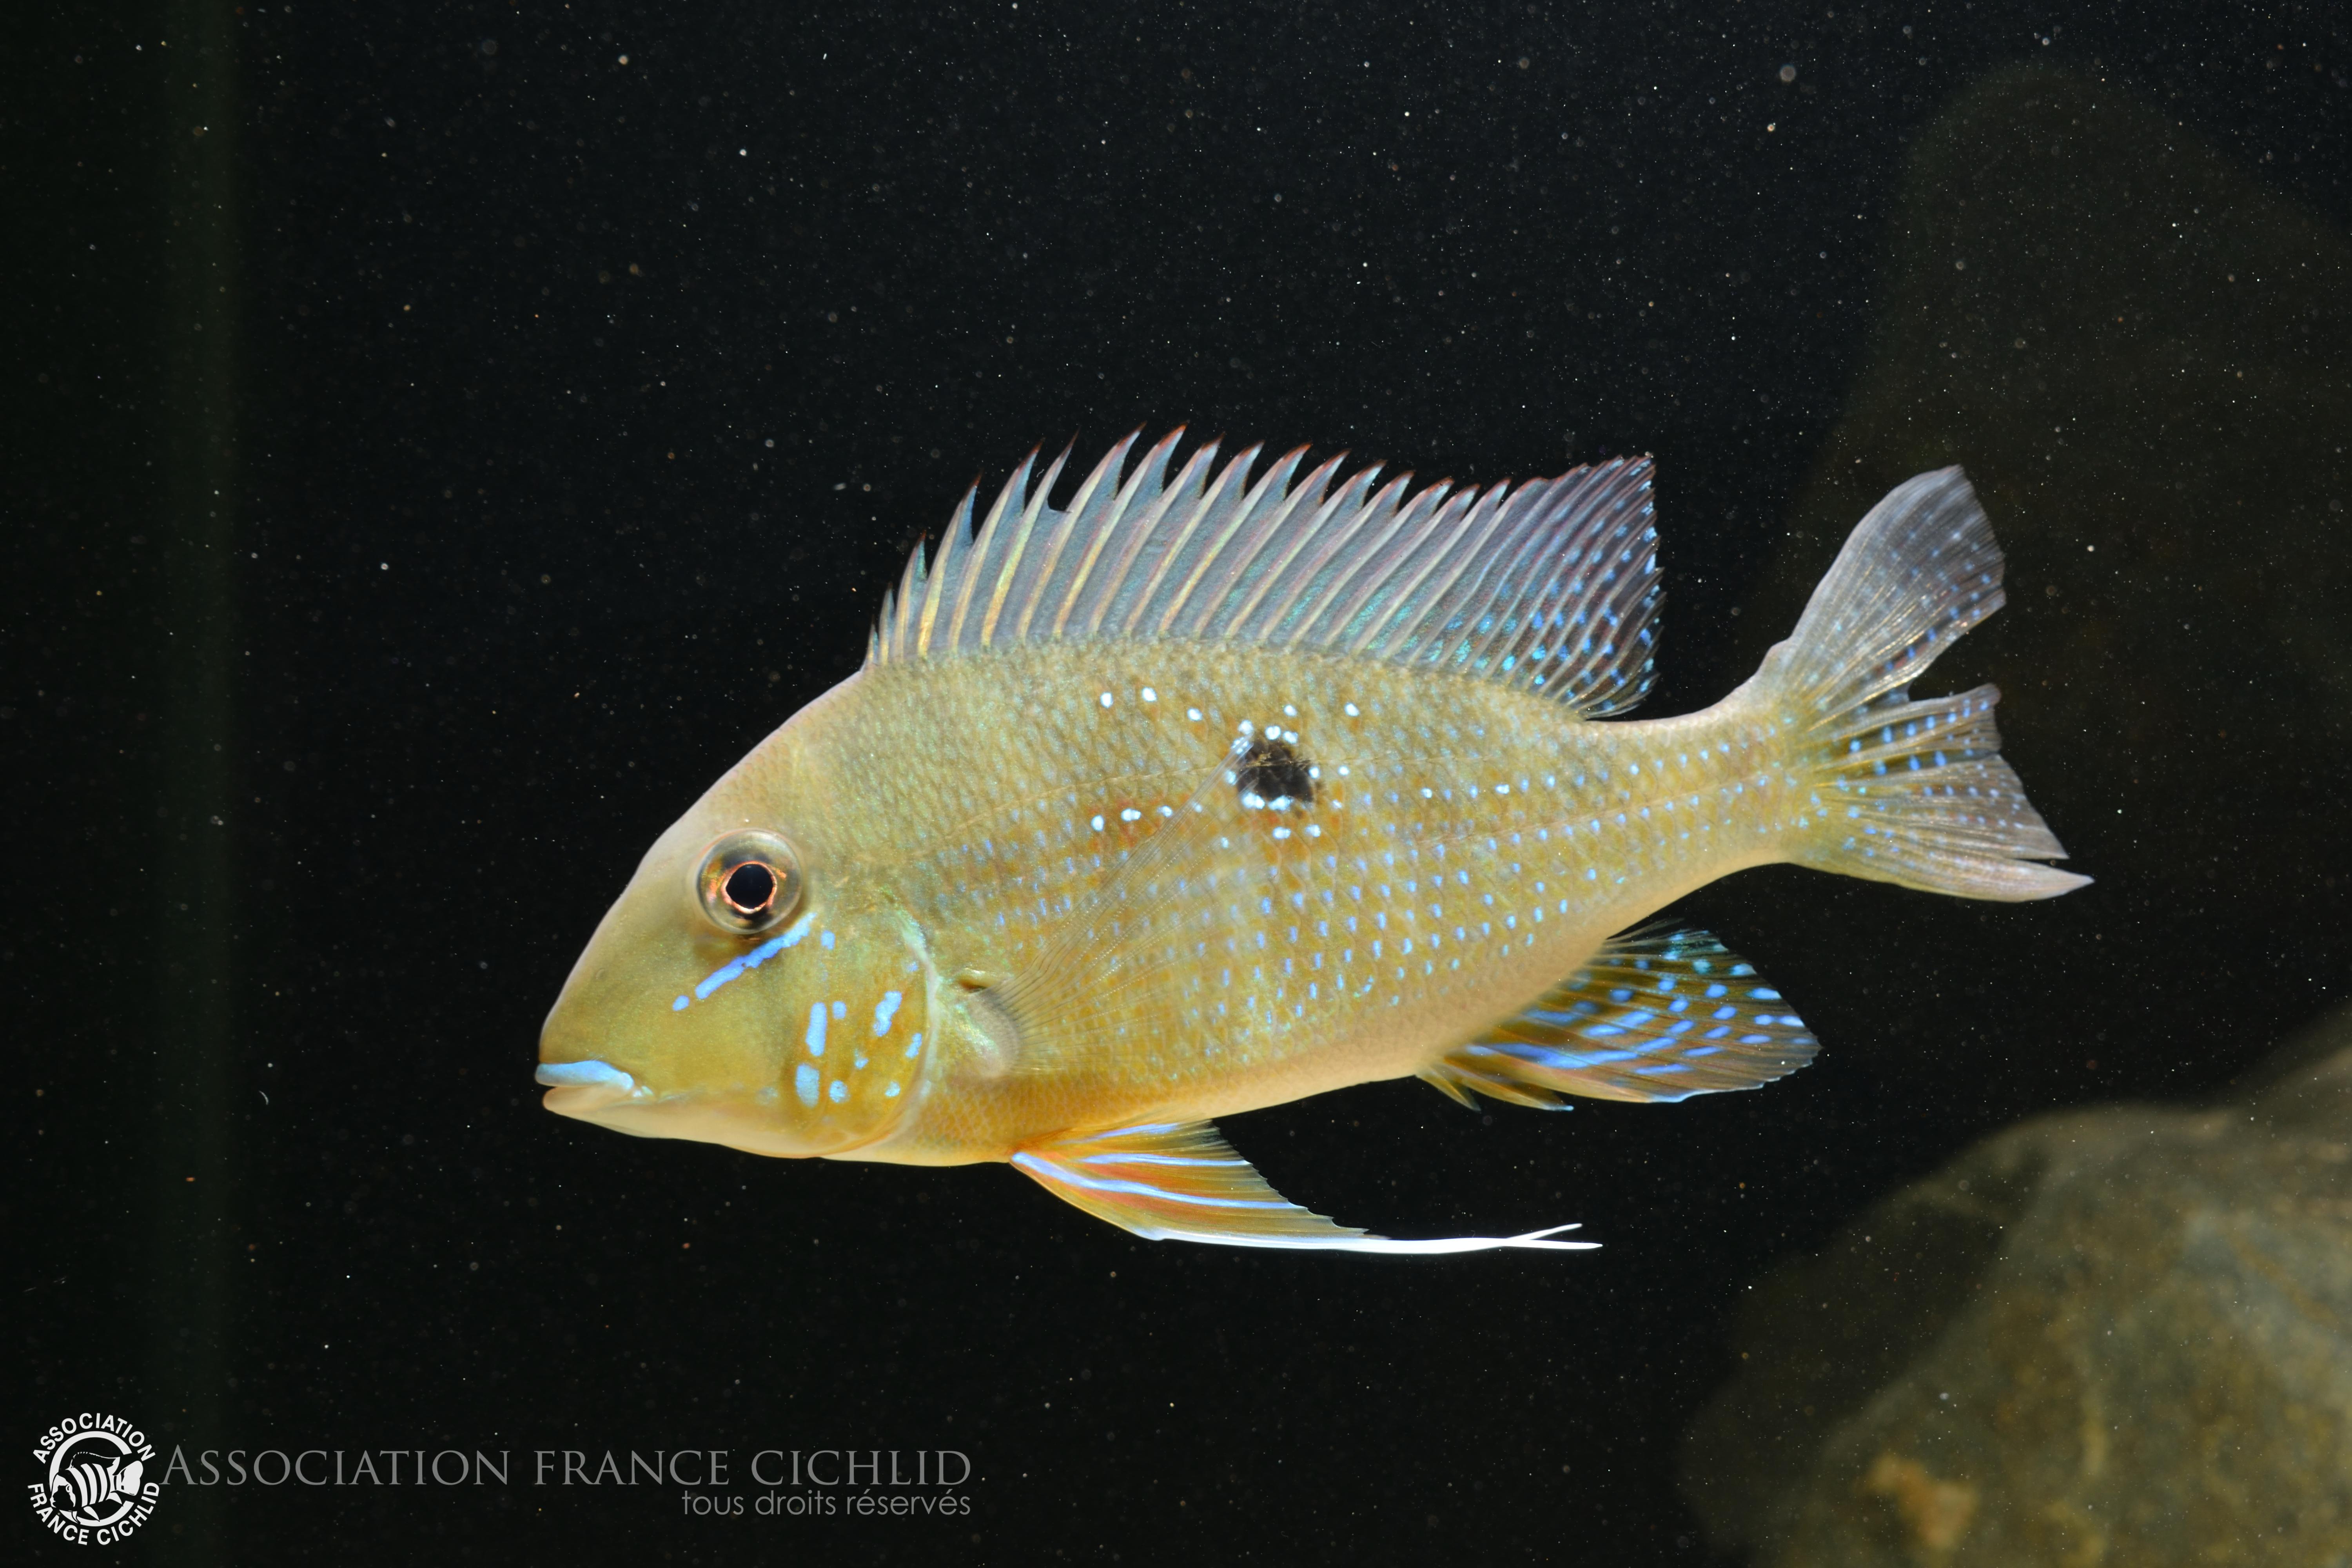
[694,830,803,935]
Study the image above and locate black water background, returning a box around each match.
[13,2,2352,1561]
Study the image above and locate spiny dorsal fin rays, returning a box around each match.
[944,446,1040,654]
[911,485,975,659]
[1122,441,1267,640]
[1075,437,1223,639]
[889,519,927,653]
[1298,472,1456,650]
[879,503,936,659]
[1011,430,1139,644]
[1226,459,1387,641]
[1148,446,1310,640]
[1151,446,1307,639]
[866,430,1661,716]
[978,442,1074,649]
[1161,445,1318,639]
[1348,480,1505,662]
[1215,450,1356,633]
[1046,426,1185,640]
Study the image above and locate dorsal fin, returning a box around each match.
[866,430,1661,715]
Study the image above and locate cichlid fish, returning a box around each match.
[538,432,2086,1254]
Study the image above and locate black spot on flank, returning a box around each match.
[1235,737,1316,811]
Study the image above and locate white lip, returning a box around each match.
[535,1059,642,1114]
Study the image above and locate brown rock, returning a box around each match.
[1682,1004,2352,1566]
[1739,63,2352,927]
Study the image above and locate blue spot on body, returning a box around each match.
[795,1063,819,1106]
[829,1079,848,1103]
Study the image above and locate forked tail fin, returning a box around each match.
[1751,468,2089,902]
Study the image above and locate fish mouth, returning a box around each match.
[535,1058,648,1116]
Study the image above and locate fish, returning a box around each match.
[538,430,2087,1254]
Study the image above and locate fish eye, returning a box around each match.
[694,830,803,935]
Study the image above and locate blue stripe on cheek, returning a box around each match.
[806,1004,828,1057]
[794,1063,819,1106]
[682,912,814,1008]
[873,990,902,1035]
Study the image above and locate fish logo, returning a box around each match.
[29,1412,160,1544]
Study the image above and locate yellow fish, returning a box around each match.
[538,432,2085,1253]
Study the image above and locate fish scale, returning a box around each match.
[539,434,2086,1254]
[833,644,1799,1136]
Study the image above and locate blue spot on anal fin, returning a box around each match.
[1428,924,1816,1109]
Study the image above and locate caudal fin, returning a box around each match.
[1753,468,2089,902]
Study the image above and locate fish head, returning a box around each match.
[537,729,926,1159]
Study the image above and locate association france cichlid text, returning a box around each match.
[538,431,2085,1254]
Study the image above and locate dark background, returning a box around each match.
[11,1,2352,1561]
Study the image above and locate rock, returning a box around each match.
[1735,63,2352,930]
[1681,1003,2352,1566]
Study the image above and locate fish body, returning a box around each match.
[539,432,2085,1252]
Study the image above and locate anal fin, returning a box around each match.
[1011,1121,1595,1254]
[1427,928,1818,1108]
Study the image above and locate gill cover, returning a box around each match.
[539,791,930,1159]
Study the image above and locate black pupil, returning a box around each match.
[722,860,777,914]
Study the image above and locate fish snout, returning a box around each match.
[534,1059,642,1116]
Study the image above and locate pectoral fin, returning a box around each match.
[1423,927,1818,1108]
[1010,1121,1595,1254]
